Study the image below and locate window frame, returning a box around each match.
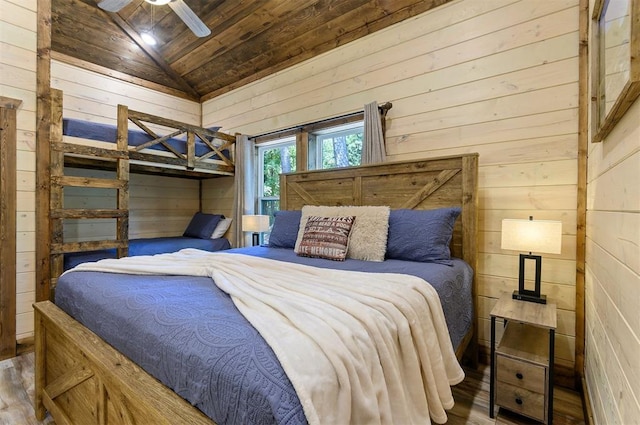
[311,122,364,170]
[257,137,296,216]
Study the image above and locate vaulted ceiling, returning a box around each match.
[51,0,450,102]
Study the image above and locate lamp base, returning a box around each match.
[512,290,547,304]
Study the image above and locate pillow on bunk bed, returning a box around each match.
[183,212,224,239]
[211,218,232,239]
[385,207,461,265]
[268,210,302,249]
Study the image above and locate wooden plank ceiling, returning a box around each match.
[51,0,451,101]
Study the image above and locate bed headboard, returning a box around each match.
[280,154,478,268]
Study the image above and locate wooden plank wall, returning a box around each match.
[62,168,200,241]
[202,0,581,379]
[51,61,200,127]
[585,0,640,420]
[0,0,37,342]
[201,176,235,239]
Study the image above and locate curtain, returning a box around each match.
[361,101,387,164]
[233,134,256,248]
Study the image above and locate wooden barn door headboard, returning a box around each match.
[280,154,478,268]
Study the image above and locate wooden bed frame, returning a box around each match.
[46,89,237,295]
[34,154,478,425]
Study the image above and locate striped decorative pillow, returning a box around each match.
[295,216,355,261]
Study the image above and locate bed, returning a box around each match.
[62,236,231,271]
[56,96,235,177]
[62,213,233,271]
[46,89,237,293]
[34,154,479,425]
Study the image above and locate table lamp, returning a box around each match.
[501,216,562,304]
[242,214,270,246]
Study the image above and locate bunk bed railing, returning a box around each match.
[124,107,235,174]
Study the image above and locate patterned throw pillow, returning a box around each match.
[295,216,355,261]
[295,205,390,261]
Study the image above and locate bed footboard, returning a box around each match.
[34,301,214,425]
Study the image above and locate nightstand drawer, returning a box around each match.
[496,381,546,422]
[496,354,546,393]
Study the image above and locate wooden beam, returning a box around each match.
[45,367,95,400]
[0,97,23,109]
[64,156,225,179]
[116,104,130,259]
[36,0,53,302]
[295,131,308,172]
[576,0,589,389]
[0,98,20,360]
[49,89,65,293]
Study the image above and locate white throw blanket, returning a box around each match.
[69,249,465,424]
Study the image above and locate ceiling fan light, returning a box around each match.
[140,32,157,45]
[145,0,172,5]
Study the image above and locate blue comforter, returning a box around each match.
[55,246,473,425]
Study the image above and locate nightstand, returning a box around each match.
[490,293,557,424]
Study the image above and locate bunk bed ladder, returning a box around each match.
[49,95,130,291]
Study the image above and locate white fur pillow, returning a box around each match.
[295,205,390,261]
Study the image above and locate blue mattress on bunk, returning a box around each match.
[63,236,231,271]
[63,118,223,157]
[55,246,473,425]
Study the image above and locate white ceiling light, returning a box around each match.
[145,0,172,5]
[140,32,157,45]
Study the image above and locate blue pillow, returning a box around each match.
[183,212,224,239]
[268,210,302,249]
[386,208,461,264]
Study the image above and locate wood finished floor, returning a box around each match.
[0,353,585,425]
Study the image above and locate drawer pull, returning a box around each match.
[515,397,523,405]
[516,372,523,380]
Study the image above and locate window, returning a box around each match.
[309,123,364,170]
[256,122,363,218]
[255,119,365,243]
[257,138,296,218]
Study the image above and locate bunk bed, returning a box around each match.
[62,216,233,271]
[34,154,479,425]
[48,89,236,287]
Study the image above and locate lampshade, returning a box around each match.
[242,215,270,233]
[501,218,562,254]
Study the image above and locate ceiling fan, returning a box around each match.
[97,0,211,37]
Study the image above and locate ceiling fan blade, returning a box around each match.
[97,0,132,13]
[168,0,211,38]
